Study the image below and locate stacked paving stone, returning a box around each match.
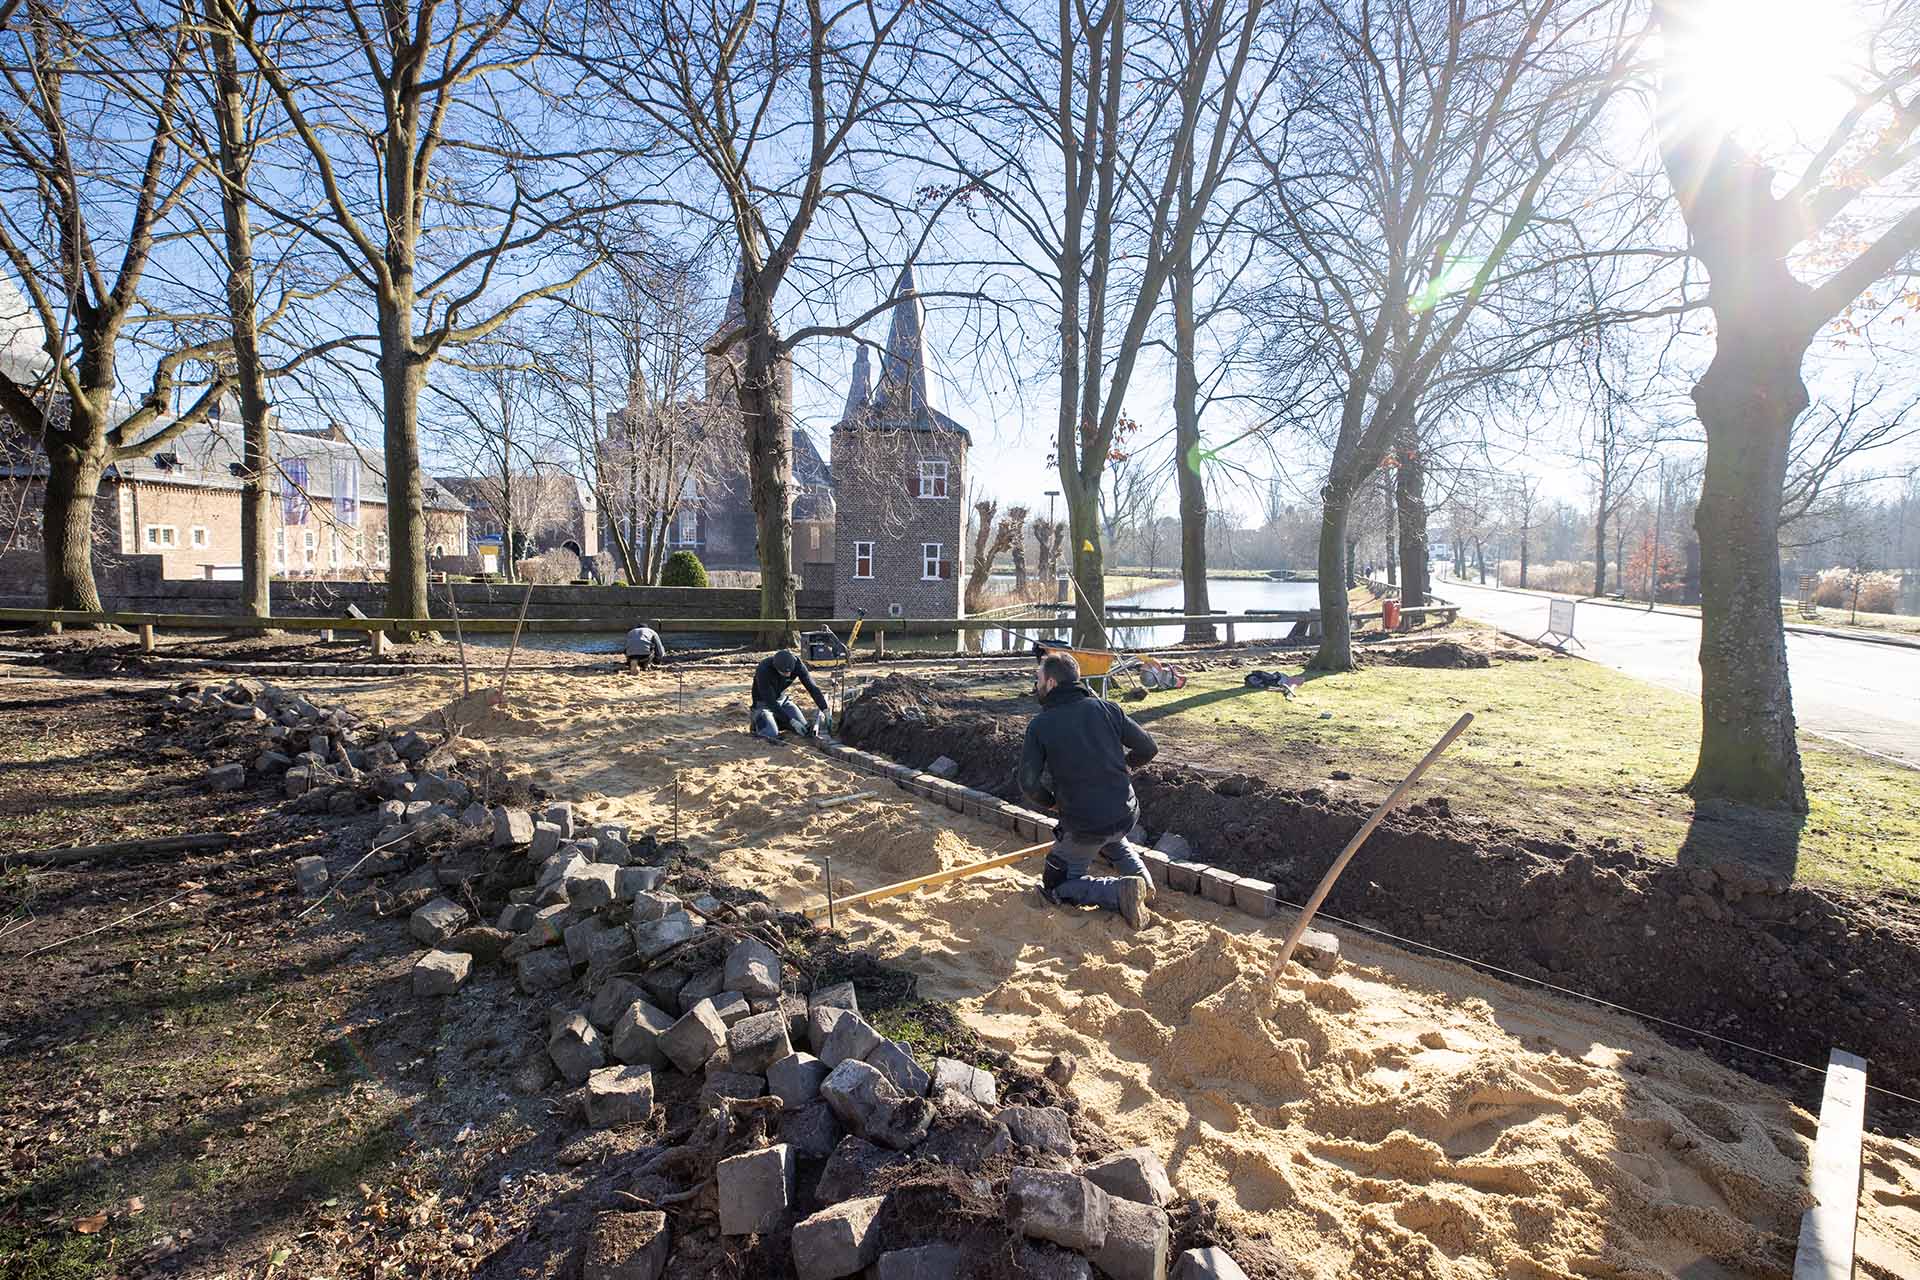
[806,737,1342,976]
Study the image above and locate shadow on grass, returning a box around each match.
[1676,800,1805,882]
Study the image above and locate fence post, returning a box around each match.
[139,623,156,652]
[1225,620,1236,644]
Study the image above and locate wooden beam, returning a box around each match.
[1274,712,1474,975]
[1794,1048,1868,1280]
[803,841,1052,920]
[9,832,233,866]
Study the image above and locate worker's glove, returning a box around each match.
[815,713,833,738]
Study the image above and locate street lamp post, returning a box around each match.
[1044,489,1059,526]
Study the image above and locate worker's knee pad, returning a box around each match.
[1041,854,1072,893]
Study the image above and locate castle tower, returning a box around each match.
[832,266,971,622]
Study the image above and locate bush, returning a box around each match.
[1496,559,1594,594]
[1815,567,1899,612]
[660,550,710,588]
[518,548,582,585]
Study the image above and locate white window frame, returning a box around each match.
[917,459,949,499]
[679,474,700,501]
[921,542,945,581]
[376,532,390,566]
[274,529,286,567]
[189,526,208,548]
[145,524,176,549]
[674,507,700,546]
[853,541,875,579]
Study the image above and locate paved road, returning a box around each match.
[1436,574,1920,768]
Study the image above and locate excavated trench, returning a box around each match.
[839,674,1920,1124]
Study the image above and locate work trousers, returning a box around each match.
[1043,825,1150,912]
[750,697,808,740]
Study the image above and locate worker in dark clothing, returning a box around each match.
[624,622,667,674]
[1018,649,1157,929]
[750,649,831,741]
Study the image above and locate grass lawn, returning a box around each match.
[1129,650,1920,894]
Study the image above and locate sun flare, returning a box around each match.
[1662,0,1863,153]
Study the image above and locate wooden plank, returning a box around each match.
[1794,1048,1868,1280]
[9,832,232,866]
[804,841,1051,920]
[812,790,877,810]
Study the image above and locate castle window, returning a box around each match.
[853,542,874,578]
[190,526,208,548]
[921,542,950,581]
[917,460,948,499]
[145,525,176,548]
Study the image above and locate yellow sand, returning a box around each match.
[312,667,1920,1280]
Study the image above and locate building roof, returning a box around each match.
[835,265,972,445]
[106,417,470,513]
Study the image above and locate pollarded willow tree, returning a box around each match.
[1254,0,1657,671]
[214,0,614,620]
[1654,0,1920,810]
[924,0,1289,646]
[0,3,231,611]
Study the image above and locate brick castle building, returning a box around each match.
[832,267,971,620]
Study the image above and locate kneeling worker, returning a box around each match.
[625,621,667,673]
[751,649,831,741]
[1019,649,1157,929]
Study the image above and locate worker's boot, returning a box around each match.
[1116,877,1153,931]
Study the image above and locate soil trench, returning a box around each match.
[835,674,1920,1114]
[291,666,1920,1280]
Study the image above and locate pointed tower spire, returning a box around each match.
[842,343,872,422]
[878,264,930,414]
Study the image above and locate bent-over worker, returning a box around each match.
[750,649,830,741]
[624,622,667,673]
[1019,649,1157,929]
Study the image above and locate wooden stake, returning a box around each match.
[803,840,1052,920]
[498,578,536,703]
[1274,712,1474,975]
[443,580,471,698]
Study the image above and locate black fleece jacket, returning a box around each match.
[1018,682,1158,837]
[752,653,828,712]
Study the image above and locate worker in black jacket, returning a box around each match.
[750,649,830,741]
[1018,648,1157,929]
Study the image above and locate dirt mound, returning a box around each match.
[839,676,1920,1117]
[1366,639,1490,668]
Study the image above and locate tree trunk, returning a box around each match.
[1395,434,1427,606]
[208,10,272,624]
[42,445,108,613]
[1519,528,1530,589]
[740,330,794,646]
[1685,329,1809,811]
[1011,533,1029,593]
[1310,494,1353,671]
[1068,493,1104,646]
[1474,538,1487,584]
[1383,493,1398,586]
[1593,506,1608,596]
[379,313,429,621]
[1345,536,1358,588]
[1171,231,1213,643]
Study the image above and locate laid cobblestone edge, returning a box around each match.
[801,737,1343,975]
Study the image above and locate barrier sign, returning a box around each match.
[1538,598,1582,649]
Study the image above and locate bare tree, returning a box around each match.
[1655,0,1920,809]
[1780,380,1920,532]
[963,498,1015,613]
[1253,0,1651,670]
[1503,473,1544,589]
[0,4,233,611]
[925,0,1284,644]
[1005,505,1030,593]
[551,0,959,643]
[215,0,609,620]
[535,251,722,585]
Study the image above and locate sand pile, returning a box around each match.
[310,667,1920,1280]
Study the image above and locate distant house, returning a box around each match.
[833,267,970,620]
[436,472,599,571]
[0,412,469,582]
